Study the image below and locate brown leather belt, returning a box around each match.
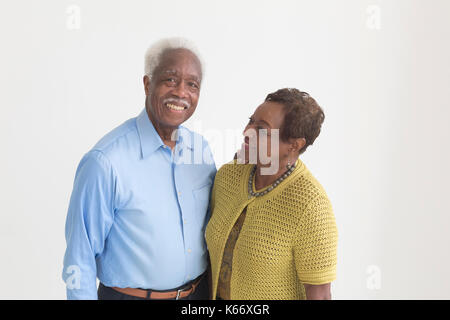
[110,273,205,300]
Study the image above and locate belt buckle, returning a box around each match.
[175,288,183,300]
[175,282,193,300]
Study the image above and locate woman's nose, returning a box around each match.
[243,127,257,139]
[242,125,249,136]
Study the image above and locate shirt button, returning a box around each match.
[178,191,181,196]
[187,249,192,253]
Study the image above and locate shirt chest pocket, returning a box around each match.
[192,183,212,223]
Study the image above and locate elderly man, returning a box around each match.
[62,38,216,300]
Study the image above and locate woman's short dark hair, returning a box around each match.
[265,88,325,154]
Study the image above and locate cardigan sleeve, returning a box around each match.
[293,194,338,285]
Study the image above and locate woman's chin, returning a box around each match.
[236,148,253,164]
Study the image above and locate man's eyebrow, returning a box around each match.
[160,70,200,82]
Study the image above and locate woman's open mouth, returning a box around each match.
[244,136,253,150]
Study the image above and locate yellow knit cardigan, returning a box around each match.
[205,159,338,300]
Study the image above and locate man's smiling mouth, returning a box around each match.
[165,102,189,112]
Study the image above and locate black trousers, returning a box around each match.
[98,276,209,300]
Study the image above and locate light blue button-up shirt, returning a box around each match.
[62,108,216,300]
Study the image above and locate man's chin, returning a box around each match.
[162,109,193,126]
[160,116,189,129]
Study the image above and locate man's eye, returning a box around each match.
[248,117,254,123]
[163,78,177,86]
[188,82,199,89]
[165,78,176,83]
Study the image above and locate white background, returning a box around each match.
[0,0,449,299]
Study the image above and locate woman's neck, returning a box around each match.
[254,161,294,191]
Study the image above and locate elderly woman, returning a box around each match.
[205,88,338,300]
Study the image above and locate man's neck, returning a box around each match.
[146,111,178,150]
[156,125,178,150]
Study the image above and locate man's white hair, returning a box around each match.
[144,37,203,79]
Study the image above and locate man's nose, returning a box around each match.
[172,81,189,99]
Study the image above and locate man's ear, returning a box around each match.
[143,75,151,96]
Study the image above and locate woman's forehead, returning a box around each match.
[253,101,285,128]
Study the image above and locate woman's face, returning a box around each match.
[241,101,292,169]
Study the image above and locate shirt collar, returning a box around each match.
[136,108,194,159]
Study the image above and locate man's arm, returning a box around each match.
[62,150,115,300]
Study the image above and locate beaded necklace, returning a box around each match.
[248,163,296,198]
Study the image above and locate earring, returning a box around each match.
[286,148,295,169]
[286,159,292,170]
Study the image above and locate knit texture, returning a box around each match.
[205,159,338,300]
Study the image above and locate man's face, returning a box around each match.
[144,48,202,129]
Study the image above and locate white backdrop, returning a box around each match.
[1,0,449,299]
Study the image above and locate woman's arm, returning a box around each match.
[303,283,332,300]
[293,194,338,300]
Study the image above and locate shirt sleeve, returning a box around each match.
[201,138,217,230]
[62,150,116,300]
[204,178,216,227]
[293,194,338,285]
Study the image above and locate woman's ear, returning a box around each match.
[290,138,306,154]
